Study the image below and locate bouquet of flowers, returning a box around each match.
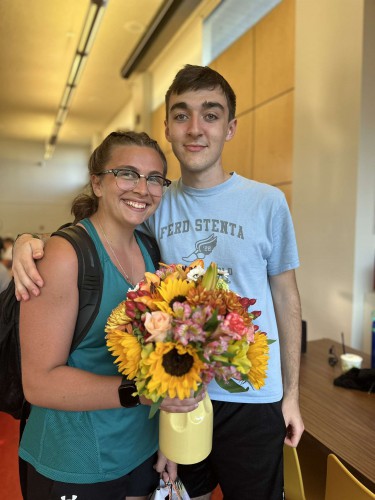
[105,260,272,417]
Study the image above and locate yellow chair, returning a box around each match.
[325,454,375,500]
[283,445,306,500]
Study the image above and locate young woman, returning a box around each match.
[19,131,200,500]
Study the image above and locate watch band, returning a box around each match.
[118,377,140,408]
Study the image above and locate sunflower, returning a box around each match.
[141,342,204,400]
[153,278,195,314]
[106,329,142,379]
[245,332,269,389]
[105,301,131,332]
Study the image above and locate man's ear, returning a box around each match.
[91,174,103,198]
[225,118,237,142]
[165,119,172,143]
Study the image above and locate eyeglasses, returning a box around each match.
[100,168,171,197]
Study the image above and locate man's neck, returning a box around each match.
[180,168,231,189]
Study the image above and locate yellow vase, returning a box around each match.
[159,395,213,465]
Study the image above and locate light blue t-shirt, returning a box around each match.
[142,173,299,403]
[19,219,159,483]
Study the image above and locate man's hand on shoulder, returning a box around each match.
[12,233,46,301]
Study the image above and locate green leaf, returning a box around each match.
[215,378,249,393]
[203,309,220,332]
[148,400,162,419]
[267,339,276,345]
[217,351,235,359]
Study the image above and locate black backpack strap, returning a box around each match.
[135,230,160,269]
[51,225,103,353]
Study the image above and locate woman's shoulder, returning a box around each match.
[39,234,78,277]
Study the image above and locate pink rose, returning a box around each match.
[144,311,171,342]
[222,312,249,340]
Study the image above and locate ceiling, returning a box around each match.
[0,0,166,149]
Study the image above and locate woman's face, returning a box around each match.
[92,144,166,229]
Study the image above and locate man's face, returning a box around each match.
[165,88,236,182]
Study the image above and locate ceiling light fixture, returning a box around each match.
[44,0,108,160]
[120,0,203,79]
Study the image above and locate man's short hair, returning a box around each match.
[165,64,236,121]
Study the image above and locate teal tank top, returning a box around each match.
[19,219,159,483]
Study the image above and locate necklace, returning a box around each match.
[97,219,134,285]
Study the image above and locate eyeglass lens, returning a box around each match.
[115,170,166,196]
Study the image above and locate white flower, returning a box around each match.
[218,268,230,280]
[187,265,206,282]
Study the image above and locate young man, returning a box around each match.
[13,65,304,500]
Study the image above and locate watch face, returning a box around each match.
[119,383,140,408]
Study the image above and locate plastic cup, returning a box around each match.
[340,353,363,372]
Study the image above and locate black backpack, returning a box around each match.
[0,225,160,420]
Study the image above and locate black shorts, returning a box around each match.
[178,400,286,500]
[24,452,160,500]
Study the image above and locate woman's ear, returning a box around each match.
[91,174,103,198]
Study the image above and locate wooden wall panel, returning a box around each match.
[276,183,292,211]
[254,0,295,105]
[221,112,253,178]
[253,91,293,185]
[151,102,180,179]
[210,29,254,116]
[165,149,180,180]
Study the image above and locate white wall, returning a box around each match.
[104,0,218,137]
[0,139,89,236]
[293,0,374,351]
[148,10,204,111]
[354,0,375,353]
[102,100,135,140]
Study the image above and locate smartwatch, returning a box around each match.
[118,377,140,408]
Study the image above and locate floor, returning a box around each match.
[0,411,222,500]
[211,485,223,499]
[0,412,23,500]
